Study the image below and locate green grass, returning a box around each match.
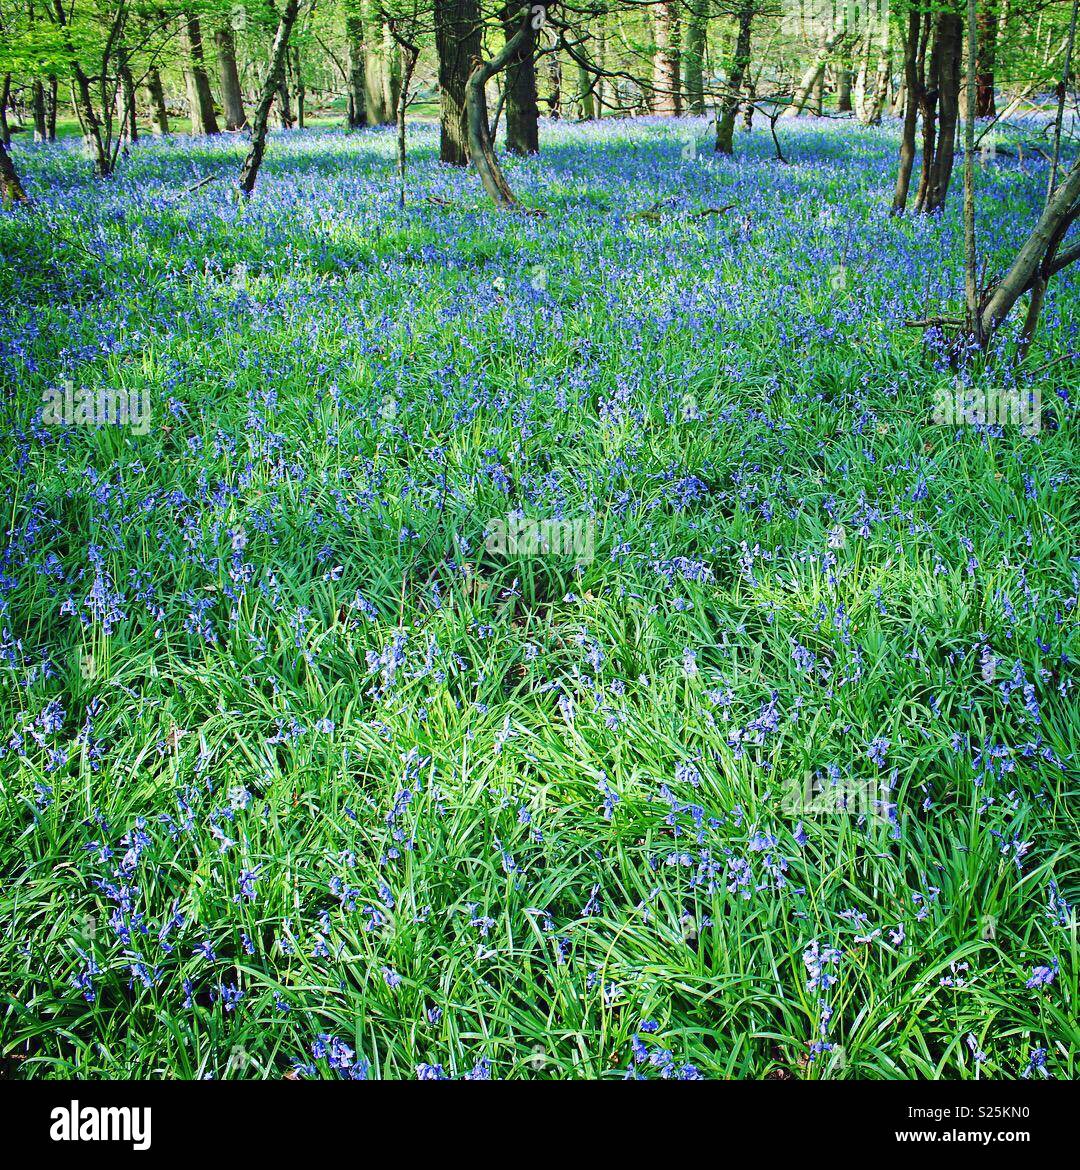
[0,115,1077,1080]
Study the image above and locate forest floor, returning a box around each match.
[0,116,1077,1079]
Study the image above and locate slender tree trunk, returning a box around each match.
[501,3,539,153]
[216,26,247,129]
[119,56,138,145]
[578,61,595,119]
[346,11,367,127]
[46,76,57,141]
[892,7,922,214]
[683,2,707,115]
[651,1,680,115]
[382,24,400,122]
[274,70,293,129]
[976,2,997,115]
[811,67,825,115]
[964,0,979,335]
[979,155,1080,340]
[238,0,300,195]
[863,13,891,125]
[0,138,30,205]
[784,22,848,117]
[31,79,47,142]
[596,20,606,115]
[838,63,853,112]
[466,7,534,206]
[434,0,483,165]
[741,76,756,130]
[914,11,939,211]
[293,45,306,128]
[547,48,562,117]
[925,11,962,213]
[1048,0,1079,198]
[0,76,11,147]
[185,14,220,135]
[394,37,419,206]
[146,67,169,134]
[716,2,755,153]
[363,1,388,123]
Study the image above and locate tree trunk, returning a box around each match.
[741,76,756,130]
[146,67,169,135]
[382,24,401,123]
[274,70,293,129]
[346,11,367,128]
[363,0,388,123]
[651,1,680,115]
[547,49,562,118]
[0,138,30,205]
[119,57,138,145]
[434,0,483,165]
[216,26,247,129]
[466,7,534,206]
[683,2,707,115]
[0,76,11,147]
[716,2,755,153]
[293,45,306,129]
[31,80,47,142]
[502,3,539,153]
[975,155,1080,348]
[924,11,962,213]
[811,67,825,115]
[976,3,997,115]
[838,64,853,112]
[46,76,58,141]
[784,22,848,117]
[862,15,891,125]
[394,37,419,206]
[892,7,922,214]
[185,14,220,135]
[578,61,595,119]
[239,0,300,195]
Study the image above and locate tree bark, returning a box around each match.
[651,1,680,115]
[683,2,707,115]
[892,7,922,214]
[346,10,367,127]
[976,2,997,115]
[0,76,11,147]
[239,0,300,195]
[31,79,47,142]
[216,26,248,129]
[546,48,562,117]
[0,137,30,205]
[466,6,533,206]
[146,67,169,135]
[979,156,1080,339]
[924,11,962,213]
[784,21,848,117]
[119,56,138,145]
[292,45,306,128]
[394,35,419,206]
[185,14,220,135]
[434,0,483,165]
[838,63,853,112]
[861,11,891,125]
[46,76,58,141]
[502,2,539,152]
[716,2,755,153]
